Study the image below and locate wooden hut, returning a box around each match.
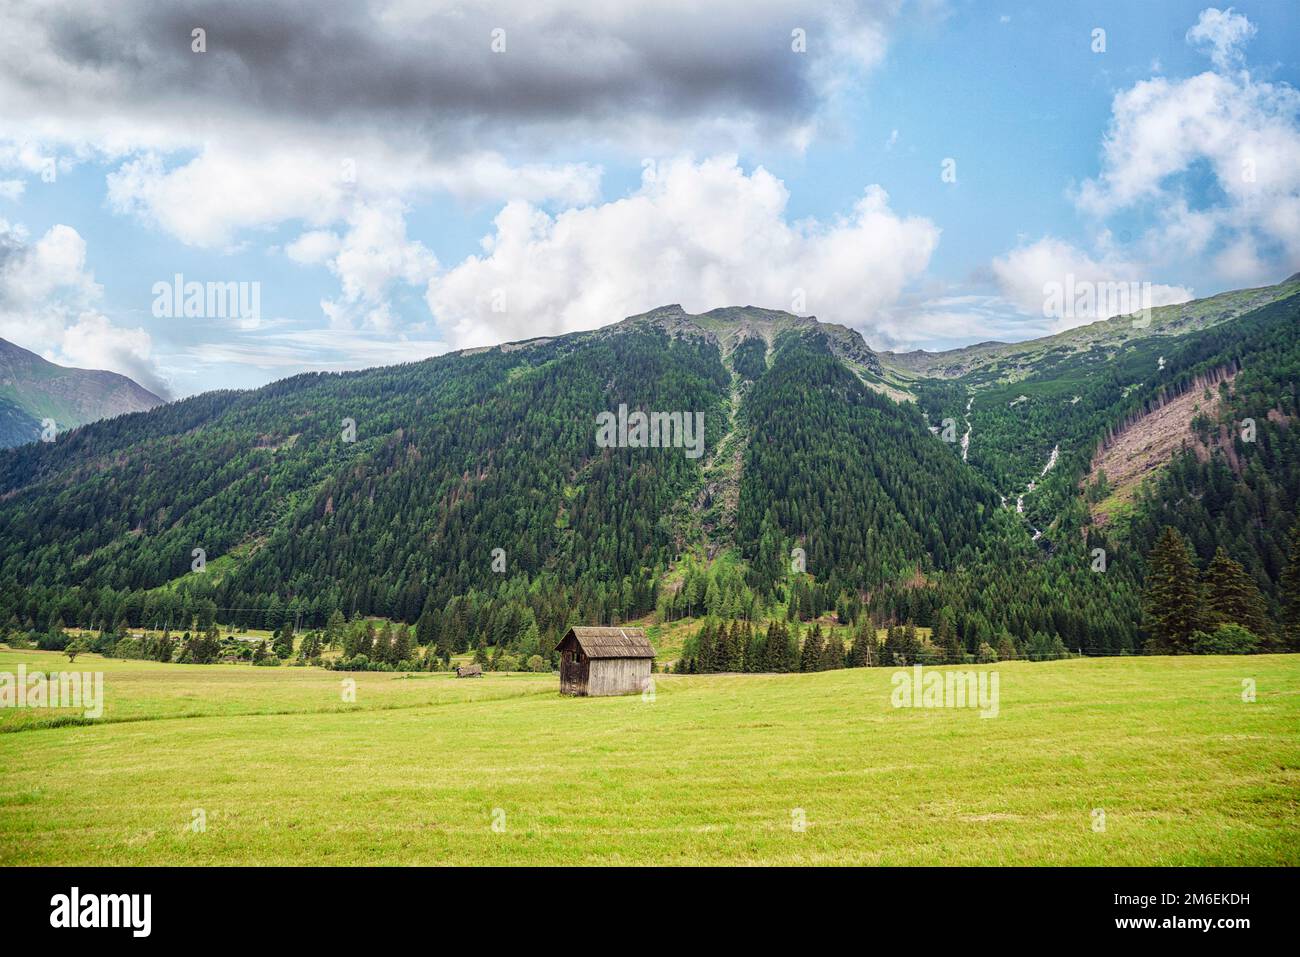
[557,626,655,697]
[456,663,483,678]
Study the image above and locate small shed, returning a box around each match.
[456,663,483,678]
[557,626,655,697]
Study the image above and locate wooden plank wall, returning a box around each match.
[586,658,652,696]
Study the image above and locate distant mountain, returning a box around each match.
[879,274,1300,383]
[0,338,164,447]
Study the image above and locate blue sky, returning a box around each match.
[0,1,1296,398]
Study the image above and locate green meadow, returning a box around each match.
[1,649,1297,865]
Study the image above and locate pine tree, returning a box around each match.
[1280,520,1300,651]
[1202,546,1272,643]
[726,621,745,671]
[800,624,824,672]
[392,624,413,664]
[848,623,875,667]
[415,609,436,647]
[323,609,346,649]
[935,610,963,664]
[1142,527,1204,654]
[821,632,846,670]
[695,622,716,673]
[761,621,783,672]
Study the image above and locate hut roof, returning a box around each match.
[457,663,483,676]
[564,626,655,659]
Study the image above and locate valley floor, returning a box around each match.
[1,650,1297,865]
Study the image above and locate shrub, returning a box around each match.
[37,630,69,652]
[976,642,998,663]
[527,654,546,672]
[1192,623,1260,655]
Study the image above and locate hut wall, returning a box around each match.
[586,657,652,697]
[560,651,589,695]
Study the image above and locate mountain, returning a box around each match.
[879,274,1300,383]
[0,338,164,447]
[1,290,1297,661]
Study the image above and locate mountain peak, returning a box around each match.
[618,303,881,374]
[0,337,164,447]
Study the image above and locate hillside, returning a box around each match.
[1085,366,1235,526]
[2,290,1298,663]
[0,338,164,447]
[880,275,1300,382]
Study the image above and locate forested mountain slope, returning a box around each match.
[2,290,1297,662]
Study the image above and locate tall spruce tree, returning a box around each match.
[848,623,875,667]
[1202,546,1273,643]
[1142,527,1204,654]
[1280,520,1300,651]
[799,624,824,672]
[821,632,846,670]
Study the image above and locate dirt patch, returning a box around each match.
[1087,372,1234,525]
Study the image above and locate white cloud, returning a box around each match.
[426,155,939,348]
[285,230,342,266]
[1186,7,1257,71]
[288,202,438,334]
[991,237,1192,328]
[0,219,169,395]
[105,142,603,251]
[1,1,902,244]
[1075,8,1300,283]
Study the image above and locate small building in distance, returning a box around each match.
[456,663,483,678]
[557,626,655,697]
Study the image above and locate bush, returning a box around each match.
[1192,623,1261,655]
[527,654,546,672]
[110,637,144,659]
[976,641,998,664]
[495,654,520,673]
[253,656,282,667]
[37,630,69,652]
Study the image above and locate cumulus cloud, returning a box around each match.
[0,1,913,354]
[289,202,439,334]
[1075,7,1300,284]
[1,0,904,239]
[105,142,602,250]
[1185,6,1257,71]
[426,155,939,348]
[0,219,169,395]
[991,237,1192,328]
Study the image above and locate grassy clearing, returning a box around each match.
[0,650,1296,865]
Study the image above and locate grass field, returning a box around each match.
[1,649,1297,865]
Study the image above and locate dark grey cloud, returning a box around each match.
[17,0,888,144]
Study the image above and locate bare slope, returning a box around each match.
[1086,367,1236,525]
